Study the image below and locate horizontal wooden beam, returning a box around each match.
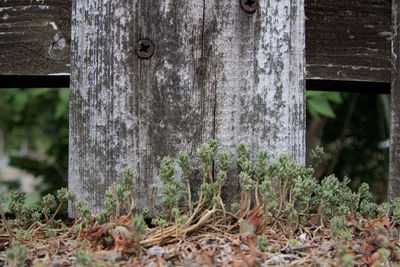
[305,0,391,83]
[306,80,390,94]
[0,1,71,75]
[0,0,392,84]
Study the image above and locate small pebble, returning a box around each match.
[240,244,249,251]
[147,246,166,257]
[98,251,123,261]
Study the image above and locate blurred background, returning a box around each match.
[0,88,390,206]
[0,88,69,206]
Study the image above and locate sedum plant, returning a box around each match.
[2,137,397,263]
[178,152,192,214]
[0,191,13,242]
[160,156,184,221]
[256,234,269,252]
[42,193,56,224]
[9,189,26,224]
[6,241,28,266]
[74,250,94,267]
[131,214,147,241]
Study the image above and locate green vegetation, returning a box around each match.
[0,139,398,265]
[0,88,69,200]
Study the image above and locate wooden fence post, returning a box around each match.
[390,0,400,200]
[69,0,305,213]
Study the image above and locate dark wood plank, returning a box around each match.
[0,0,392,84]
[305,0,391,82]
[0,1,70,75]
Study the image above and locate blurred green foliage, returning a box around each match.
[321,93,389,201]
[307,92,389,202]
[0,88,69,196]
[0,88,389,206]
[306,91,343,120]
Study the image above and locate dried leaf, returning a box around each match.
[240,205,265,239]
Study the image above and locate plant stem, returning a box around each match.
[0,205,13,243]
[185,194,205,227]
[255,176,260,206]
[206,164,216,196]
[110,183,120,217]
[183,208,216,234]
[186,179,192,215]
[151,194,156,218]
[46,201,63,226]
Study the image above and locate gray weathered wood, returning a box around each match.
[389,0,400,200]
[69,0,213,213]
[0,0,70,75]
[203,1,306,200]
[69,0,305,213]
[0,0,391,85]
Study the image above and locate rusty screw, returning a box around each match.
[240,0,258,13]
[136,39,154,59]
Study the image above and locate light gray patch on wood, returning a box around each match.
[69,0,213,213]
[389,0,400,199]
[205,0,305,204]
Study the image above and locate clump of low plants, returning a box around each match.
[256,234,268,251]
[74,250,94,267]
[2,139,400,266]
[5,241,27,266]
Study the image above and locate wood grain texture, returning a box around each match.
[0,0,391,83]
[389,0,400,200]
[69,0,305,212]
[0,0,70,75]
[69,0,213,213]
[203,1,305,203]
[305,0,391,82]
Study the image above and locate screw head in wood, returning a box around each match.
[240,0,258,13]
[136,39,154,59]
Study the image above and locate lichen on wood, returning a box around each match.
[69,0,305,213]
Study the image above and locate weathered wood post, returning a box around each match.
[69,0,305,213]
[389,0,400,199]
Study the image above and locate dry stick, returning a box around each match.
[185,193,205,227]
[46,200,64,227]
[183,208,216,234]
[140,227,177,247]
[61,219,81,238]
[0,205,13,243]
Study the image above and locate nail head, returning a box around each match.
[240,0,258,13]
[136,39,154,59]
